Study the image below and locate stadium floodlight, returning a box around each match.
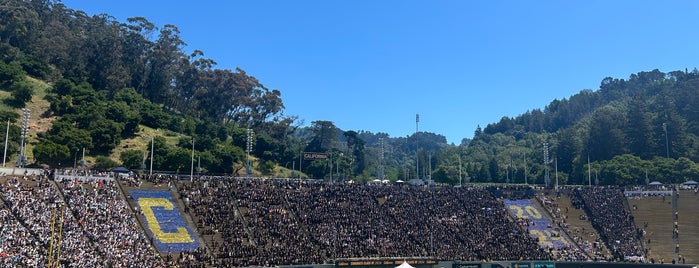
[17,108,30,167]
[246,128,254,177]
[3,120,8,167]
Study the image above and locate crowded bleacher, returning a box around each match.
[0,170,653,267]
[571,187,646,261]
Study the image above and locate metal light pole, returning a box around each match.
[197,156,201,175]
[588,155,592,187]
[3,120,8,167]
[74,149,78,168]
[663,123,670,158]
[458,155,462,186]
[149,136,154,176]
[555,157,559,191]
[329,152,333,182]
[415,114,420,180]
[337,152,342,181]
[543,142,550,187]
[379,138,385,179]
[190,138,194,181]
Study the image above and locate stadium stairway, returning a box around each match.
[171,181,209,251]
[111,176,157,251]
[531,194,590,259]
[504,197,584,260]
[51,179,101,254]
[541,192,613,261]
[280,187,319,253]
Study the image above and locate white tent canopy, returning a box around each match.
[395,260,415,268]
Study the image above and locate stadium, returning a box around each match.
[1,167,697,268]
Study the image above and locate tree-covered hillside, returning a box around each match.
[1,0,698,184]
[465,69,699,185]
[1,0,293,174]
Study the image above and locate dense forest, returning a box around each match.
[1,0,698,185]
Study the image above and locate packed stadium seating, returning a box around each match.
[0,172,675,267]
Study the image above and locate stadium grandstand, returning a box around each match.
[0,168,697,268]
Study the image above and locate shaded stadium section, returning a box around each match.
[130,190,199,252]
[504,199,569,249]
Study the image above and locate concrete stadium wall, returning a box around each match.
[0,167,43,176]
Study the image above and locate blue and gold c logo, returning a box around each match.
[130,190,199,252]
[138,198,193,243]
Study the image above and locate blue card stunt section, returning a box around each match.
[504,199,569,249]
[130,190,199,252]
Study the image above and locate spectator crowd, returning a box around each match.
[177,177,550,267]
[1,175,166,267]
[0,171,651,267]
[572,187,645,261]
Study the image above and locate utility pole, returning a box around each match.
[190,138,194,182]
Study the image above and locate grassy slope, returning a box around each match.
[0,76,185,167]
[3,77,54,164]
[4,76,293,176]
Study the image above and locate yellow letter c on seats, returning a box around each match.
[137,197,193,243]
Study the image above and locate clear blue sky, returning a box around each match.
[62,0,699,144]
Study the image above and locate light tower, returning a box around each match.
[246,128,254,178]
[17,108,30,167]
